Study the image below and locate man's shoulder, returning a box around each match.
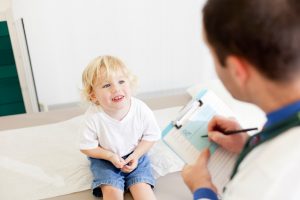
[273,126,300,145]
[248,126,300,166]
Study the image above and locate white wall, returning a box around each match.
[11,0,215,107]
[0,0,11,12]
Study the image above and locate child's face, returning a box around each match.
[91,70,132,113]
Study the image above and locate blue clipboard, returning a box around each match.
[161,89,219,164]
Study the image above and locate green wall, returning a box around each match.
[0,21,26,116]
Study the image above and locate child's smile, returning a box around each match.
[91,70,132,119]
[112,95,125,103]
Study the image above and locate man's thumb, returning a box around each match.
[197,148,211,164]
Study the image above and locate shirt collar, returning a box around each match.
[265,100,300,128]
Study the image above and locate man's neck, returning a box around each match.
[251,80,300,114]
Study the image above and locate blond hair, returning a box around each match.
[81,55,138,103]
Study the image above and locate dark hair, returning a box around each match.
[203,0,300,82]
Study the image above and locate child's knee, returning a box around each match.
[129,182,152,191]
[101,185,123,195]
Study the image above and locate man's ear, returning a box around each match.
[225,56,250,87]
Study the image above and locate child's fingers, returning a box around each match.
[115,162,123,168]
[121,166,133,173]
[113,158,126,168]
[124,163,134,170]
[124,155,133,164]
[119,157,126,166]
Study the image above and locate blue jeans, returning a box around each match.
[89,153,155,197]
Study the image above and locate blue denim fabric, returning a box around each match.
[89,153,155,197]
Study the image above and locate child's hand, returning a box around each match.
[108,153,126,168]
[121,154,139,173]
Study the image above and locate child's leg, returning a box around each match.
[125,155,156,200]
[89,158,125,199]
[101,185,124,200]
[129,183,156,200]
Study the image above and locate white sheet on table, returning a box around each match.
[0,106,183,200]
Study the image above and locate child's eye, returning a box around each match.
[102,84,111,88]
[119,80,125,84]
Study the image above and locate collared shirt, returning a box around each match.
[193,100,300,200]
[264,100,300,128]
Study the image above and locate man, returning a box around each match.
[182,0,300,199]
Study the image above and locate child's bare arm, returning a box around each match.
[131,140,156,159]
[122,140,156,173]
[81,147,125,168]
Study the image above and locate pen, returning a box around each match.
[201,127,258,138]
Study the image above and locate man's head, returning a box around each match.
[203,0,300,83]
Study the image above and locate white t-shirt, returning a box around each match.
[79,97,161,157]
[223,127,300,200]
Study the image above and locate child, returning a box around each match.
[80,55,160,200]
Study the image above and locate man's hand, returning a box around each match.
[108,153,126,169]
[182,148,217,193]
[121,153,139,173]
[208,116,249,153]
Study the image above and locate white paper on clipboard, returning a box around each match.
[162,89,238,193]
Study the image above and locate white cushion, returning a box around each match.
[0,106,183,199]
